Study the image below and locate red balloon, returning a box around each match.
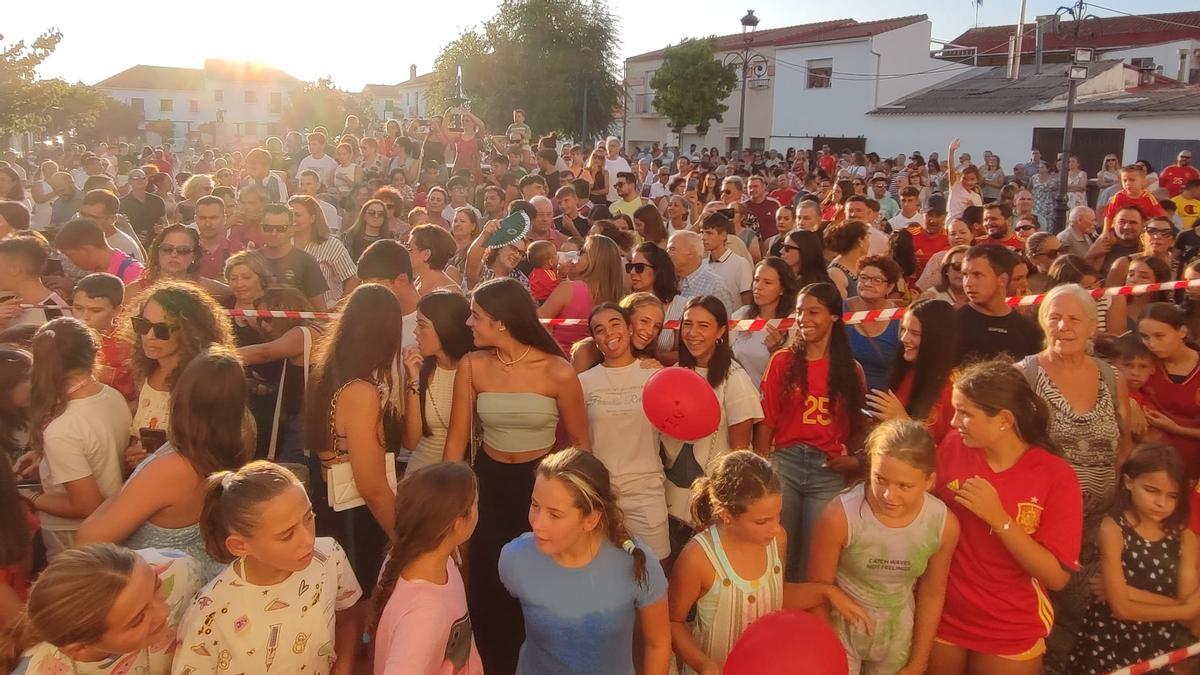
[723,610,848,675]
[641,366,721,441]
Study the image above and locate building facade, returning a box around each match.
[95,59,303,147]
[361,65,433,124]
[623,15,956,155]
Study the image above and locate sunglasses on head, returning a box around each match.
[158,244,194,256]
[625,262,653,274]
[131,316,175,340]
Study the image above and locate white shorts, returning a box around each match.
[613,475,670,560]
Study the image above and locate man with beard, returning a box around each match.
[978,202,1022,251]
[1086,205,1145,275]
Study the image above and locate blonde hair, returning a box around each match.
[0,544,138,672]
[580,234,625,306]
[287,194,332,244]
[200,461,302,563]
[864,419,936,475]
[537,449,648,585]
[619,291,664,316]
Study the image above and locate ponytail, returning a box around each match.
[954,360,1062,455]
[689,451,781,529]
[200,461,300,564]
[29,318,97,452]
[689,476,716,528]
[536,449,649,587]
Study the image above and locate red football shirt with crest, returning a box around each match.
[934,431,1082,655]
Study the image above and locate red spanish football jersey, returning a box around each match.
[934,431,1083,655]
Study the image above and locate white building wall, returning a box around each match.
[625,46,778,153]
[769,21,972,152]
[101,79,297,145]
[862,111,1200,166]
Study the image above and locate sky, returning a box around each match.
[5,0,1195,91]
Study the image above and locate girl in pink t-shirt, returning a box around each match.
[371,462,482,675]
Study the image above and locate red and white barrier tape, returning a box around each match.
[25,278,1200,329]
[1108,638,1200,674]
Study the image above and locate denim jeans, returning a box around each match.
[769,444,846,582]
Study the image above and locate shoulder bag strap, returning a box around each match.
[267,327,314,461]
[467,353,477,464]
[267,363,286,461]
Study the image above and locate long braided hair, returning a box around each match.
[368,462,477,637]
[536,448,649,586]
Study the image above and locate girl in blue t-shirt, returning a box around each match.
[499,448,670,675]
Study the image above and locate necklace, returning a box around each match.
[494,345,532,369]
[65,376,96,396]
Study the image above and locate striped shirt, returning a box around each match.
[304,238,358,307]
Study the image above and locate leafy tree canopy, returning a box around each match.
[428,0,622,142]
[650,38,738,136]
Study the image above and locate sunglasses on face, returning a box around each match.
[1146,227,1175,237]
[625,262,653,274]
[158,244,194,256]
[365,209,385,217]
[782,244,802,253]
[260,223,291,234]
[1016,224,1037,232]
[946,260,964,272]
[131,316,175,340]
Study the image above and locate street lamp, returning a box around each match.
[727,10,760,159]
[1052,0,1099,233]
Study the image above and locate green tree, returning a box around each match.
[0,29,64,136]
[428,0,622,142]
[650,38,737,135]
[283,78,380,135]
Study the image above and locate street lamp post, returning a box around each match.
[735,10,759,159]
[1052,0,1098,233]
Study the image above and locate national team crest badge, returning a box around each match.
[1015,500,1043,535]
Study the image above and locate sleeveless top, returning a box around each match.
[477,392,558,453]
[686,526,784,673]
[829,260,859,297]
[1020,355,1120,514]
[123,446,222,579]
[408,366,456,473]
[846,318,901,392]
[836,483,947,616]
[552,281,593,357]
[131,382,170,436]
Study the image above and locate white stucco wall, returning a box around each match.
[768,20,972,152]
[861,111,1200,166]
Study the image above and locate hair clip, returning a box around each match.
[622,539,636,555]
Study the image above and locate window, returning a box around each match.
[131,98,144,113]
[159,98,173,112]
[189,100,199,113]
[269,92,282,113]
[384,99,395,112]
[244,122,258,135]
[244,90,257,103]
[806,58,832,89]
[268,123,282,136]
[214,89,223,102]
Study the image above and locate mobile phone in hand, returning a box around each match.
[139,427,168,453]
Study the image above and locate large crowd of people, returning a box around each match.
[0,108,1197,675]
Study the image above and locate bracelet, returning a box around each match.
[997,519,1014,533]
[30,492,42,509]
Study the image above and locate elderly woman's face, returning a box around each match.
[1043,293,1093,356]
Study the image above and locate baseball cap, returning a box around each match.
[923,195,947,215]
